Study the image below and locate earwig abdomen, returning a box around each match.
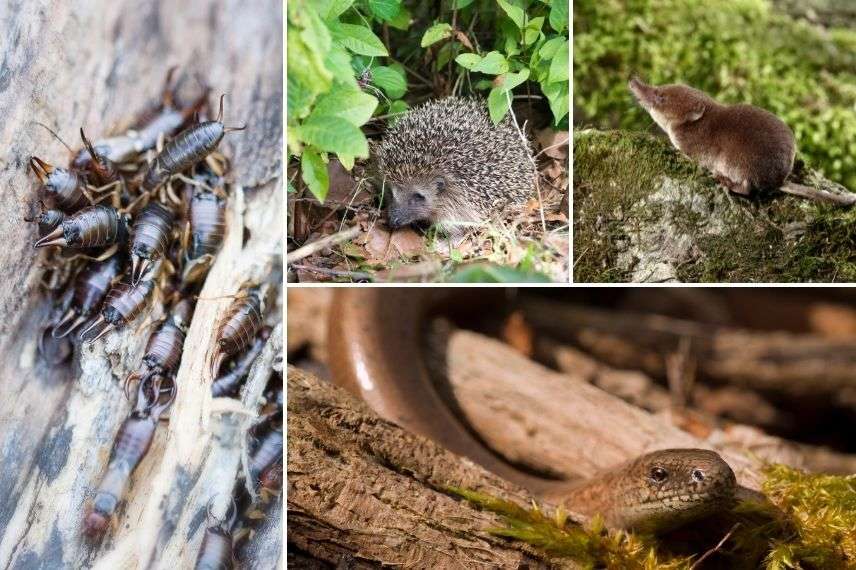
[84,412,158,537]
[34,205,129,249]
[143,121,225,192]
[29,156,88,212]
[189,188,226,259]
[25,207,65,237]
[211,327,270,398]
[80,279,155,342]
[140,299,193,377]
[249,425,283,489]
[210,288,264,377]
[194,525,234,570]
[130,203,175,284]
[53,254,124,338]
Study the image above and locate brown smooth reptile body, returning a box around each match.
[327,289,742,533]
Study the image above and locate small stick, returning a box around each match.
[286,225,361,264]
[690,523,740,569]
[290,264,372,282]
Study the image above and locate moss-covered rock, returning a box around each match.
[573,129,856,283]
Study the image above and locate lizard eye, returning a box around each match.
[649,466,669,483]
[691,469,705,483]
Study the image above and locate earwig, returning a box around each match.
[79,128,119,186]
[130,203,175,284]
[84,376,175,537]
[79,278,155,343]
[73,69,208,168]
[211,327,270,398]
[124,298,194,392]
[51,253,125,338]
[209,285,266,378]
[248,415,282,492]
[188,182,227,259]
[29,156,88,212]
[34,205,129,249]
[24,202,65,237]
[141,94,245,192]
[193,501,236,570]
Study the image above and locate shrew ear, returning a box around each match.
[684,103,705,123]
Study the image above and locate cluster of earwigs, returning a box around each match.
[194,371,283,569]
[25,69,277,541]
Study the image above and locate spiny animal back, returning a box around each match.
[375,97,535,210]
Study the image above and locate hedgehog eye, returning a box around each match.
[410,192,426,205]
[649,467,669,483]
[691,469,705,483]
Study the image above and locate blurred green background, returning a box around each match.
[573,0,856,189]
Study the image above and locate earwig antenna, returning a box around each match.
[33,121,73,154]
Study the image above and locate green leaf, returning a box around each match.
[449,263,552,283]
[329,22,389,56]
[487,87,510,124]
[325,44,358,89]
[387,99,410,123]
[497,0,525,29]
[421,23,453,47]
[316,0,354,20]
[339,153,355,170]
[549,0,568,33]
[387,5,411,30]
[541,78,569,124]
[286,73,314,122]
[523,16,545,45]
[455,53,482,70]
[548,40,569,83]
[299,116,370,157]
[308,89,378,127]
[436,41,456,69]
[539,36,565,60]
[372,66,407,99]
[472,51,509,74]
[368,0,401,21]
[299,3,332,56]
[302,149,330,202]
[498,17,521,55]
[286,29,332,98]
[495,68,530,92]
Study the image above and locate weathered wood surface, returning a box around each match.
[287,366,570,570]
[0,1,283,568]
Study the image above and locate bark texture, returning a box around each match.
[0,1,283,568]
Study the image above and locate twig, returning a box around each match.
[291,264,373,282]
[505,89,546,234]
[691,523,740,569]
[286,225,361,264]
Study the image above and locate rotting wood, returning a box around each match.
[287,366,571,570]
[519,297,856,398]
[0,1,282,568]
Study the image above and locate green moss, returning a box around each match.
[449,465,855,569]
[574,0,856,189]
[574,128,856,283]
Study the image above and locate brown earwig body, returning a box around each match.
[249,416,283,491]
[73,69,208,168]
[24,203,65,237]
[130,203,175,284]
[188,185,227,259]
[34,205,129,249]
[193,507,236,570]
[142,95,244,192]
[211,327,270,398]
[84,377,175,538]
[80,279,155,343]
[210,286,265,378]
[52,253,125,338]
[125,299,193,390]
[29,156,88,212]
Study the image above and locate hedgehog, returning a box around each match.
[372,97,536,234]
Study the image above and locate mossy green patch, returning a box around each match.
[574,129,856,283]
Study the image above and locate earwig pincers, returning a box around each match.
[209,285,266,378]
[29,156,88,212]
[142,94,245,192]
[79,278,156,343]
[34,205,129,249]
[84,376,176,537]
[211,326,270,398]
[52,253,125,338]
[124,298,194,393]
[130,202,175,284]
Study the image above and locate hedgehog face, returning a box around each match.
[629,77,709,132]
[386,176,445,229]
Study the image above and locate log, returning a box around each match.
[0,1,283,568]
[287,366,568,569]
